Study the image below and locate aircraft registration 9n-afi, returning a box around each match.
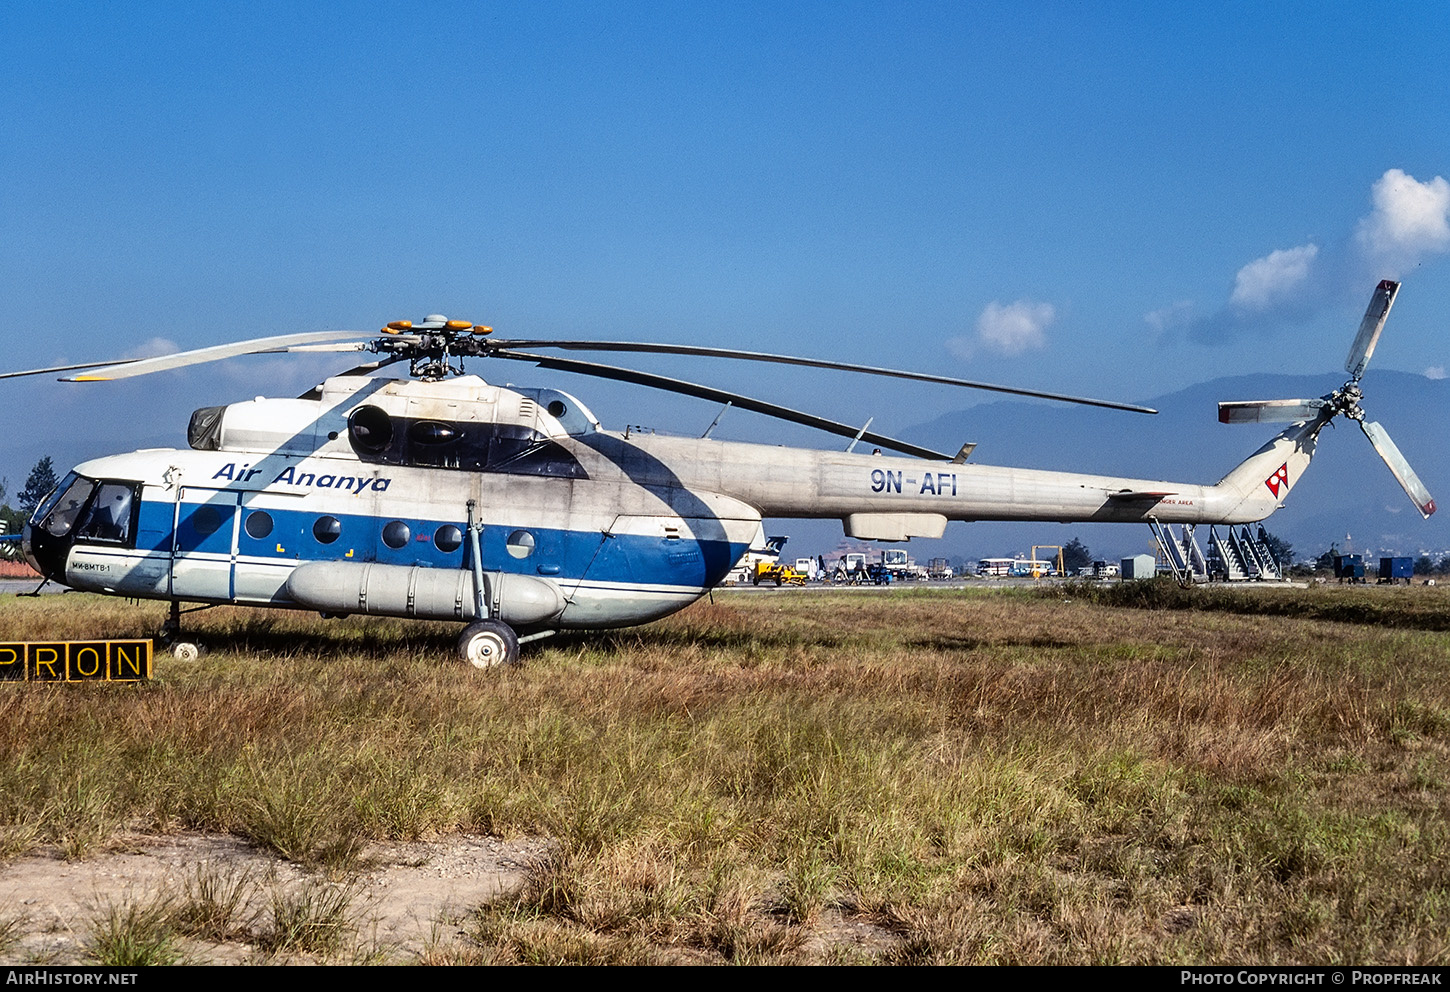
[3,280,1433,667]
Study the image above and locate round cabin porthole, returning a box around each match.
[244,510,273,539]
[191,506,222,537]
[382,520,411,549]
[506,529,536,558]
[434,524,464,553]
[313,515,341,544]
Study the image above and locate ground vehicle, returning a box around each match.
[753,561,806,586]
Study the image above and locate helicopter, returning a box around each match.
[5,280,1433,667]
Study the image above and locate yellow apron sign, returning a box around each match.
[0,640,152,682]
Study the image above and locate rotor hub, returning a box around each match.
[1330,381,1365,421]
[374,316,498,380]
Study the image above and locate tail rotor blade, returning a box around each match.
[1345,279,1399,381]
[1360,419,1436,518]
[1218,399,1327,424]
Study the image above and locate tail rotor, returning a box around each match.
[1217,280,1435,518]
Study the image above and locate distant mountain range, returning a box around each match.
[896,369,1448,563]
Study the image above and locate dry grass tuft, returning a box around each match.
[2,586,1449,963]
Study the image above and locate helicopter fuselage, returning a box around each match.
[23,373,1319,632]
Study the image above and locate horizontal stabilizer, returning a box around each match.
[1218,399,1326,424]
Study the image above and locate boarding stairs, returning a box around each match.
[1149,519,1208,586]
[1206,525,1281,581]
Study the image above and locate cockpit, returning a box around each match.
[25,472,141,577]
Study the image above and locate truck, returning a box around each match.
[882,548,930,581]
[753,561,806,586]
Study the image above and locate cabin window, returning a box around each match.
[313,516,342,544]
[506,530,536,559]
[244,510,274,540]
[434,525,463,553]
[382,520,411,550]
[190,506,223,538]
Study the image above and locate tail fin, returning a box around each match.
[1210,417,1326,522]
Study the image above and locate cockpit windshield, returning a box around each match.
[29,474,140,546]
[32,473,92,538]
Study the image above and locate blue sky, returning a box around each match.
[3,2,1449,552]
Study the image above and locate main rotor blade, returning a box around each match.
[492,339,1158,414]
[57,331,377,381]
[1217,398,1328,424]
[490,349,954,460]
[1345,279,1399,381]
[0,359,141,380]
[1360,418,1436,518]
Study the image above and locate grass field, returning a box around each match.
[1,581,1448,964]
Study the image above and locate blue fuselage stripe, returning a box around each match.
[129,499,747,590]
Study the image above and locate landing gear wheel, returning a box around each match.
[457,620,520,669]
[170,641,201,662]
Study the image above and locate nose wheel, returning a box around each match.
[457,619,520,669]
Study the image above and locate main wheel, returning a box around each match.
[457,619,520,669]
[170,641,201,662]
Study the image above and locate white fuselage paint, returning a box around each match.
[33,375,1324,631]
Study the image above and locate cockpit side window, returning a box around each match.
[75,482,140,546]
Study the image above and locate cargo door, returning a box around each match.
[170,489,241,601]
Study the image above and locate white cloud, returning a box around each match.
[1354,168,1450,277]
[1145,300,1193,338]
[1426,365,1447,380]
[1229,244,1319,311]
[967,300,1055,357]
[1156,168,1450,345]
[124,337,181,360]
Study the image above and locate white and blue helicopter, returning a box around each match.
[4,280,1434,667]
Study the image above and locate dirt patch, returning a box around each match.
[0,832,551,964]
